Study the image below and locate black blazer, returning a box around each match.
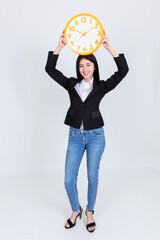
[45,51,129,130]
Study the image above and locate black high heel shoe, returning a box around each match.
[85,209,96,233]
[65,206,83,229]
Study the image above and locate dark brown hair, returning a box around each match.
[76,54,100,81]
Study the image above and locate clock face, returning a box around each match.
[64,13,104,55]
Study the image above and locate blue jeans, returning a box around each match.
[64,126,106,212]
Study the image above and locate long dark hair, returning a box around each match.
[76,54,100,81]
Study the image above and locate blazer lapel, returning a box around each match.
[84,79,99,102]
[71,78,100,103]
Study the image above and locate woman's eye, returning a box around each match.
[79,65,90,68]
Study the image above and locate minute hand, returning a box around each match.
[84,26,95,35]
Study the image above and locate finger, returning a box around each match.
[100,37,105,42]
[100,39,104,44]
[103,29,106,36]
[100,38,103,42]
[62,29,66,36]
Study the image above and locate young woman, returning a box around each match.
[45,29,129,233]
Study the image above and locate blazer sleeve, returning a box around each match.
[45,51,70,90]
[104,53,129,94]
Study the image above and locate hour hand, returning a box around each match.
[76,29,87,36]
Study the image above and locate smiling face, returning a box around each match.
[79,58,95,82]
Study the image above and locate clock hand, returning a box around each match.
[84,26,95,35]
[76,26,96,43]
[76,29,87,36]
[76,31,87,42]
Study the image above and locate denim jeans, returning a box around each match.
[64,126,106,212]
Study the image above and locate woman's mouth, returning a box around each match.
[84,73,89,76]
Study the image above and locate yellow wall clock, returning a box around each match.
[64,13,104,55]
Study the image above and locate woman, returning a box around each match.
[45,29,129,232]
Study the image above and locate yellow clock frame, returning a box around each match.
[64,13,104,55]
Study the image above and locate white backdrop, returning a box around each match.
[0,0,160,174]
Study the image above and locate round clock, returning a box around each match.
[64,13,104,55]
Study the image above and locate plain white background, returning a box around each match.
[0,0,160,239]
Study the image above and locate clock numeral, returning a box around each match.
[94,23,98,29]
[97,31,101,36]
[83,47,87,52]
[90,18,92,24]
[90,44,93,50]
[81,17,86,23]
[95,39,99,44]
[69,26,75,31]
[71,41,74,46]
[75,20,78,25]
[68,33,71,38]
[77,45,80,51]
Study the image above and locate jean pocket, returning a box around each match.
[91,127,104,136]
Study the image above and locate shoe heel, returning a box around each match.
[79,207,83,219]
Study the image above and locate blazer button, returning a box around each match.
[81,103,84,106]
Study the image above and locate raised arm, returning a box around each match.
[45,30,70,90]
[100,30,129,93]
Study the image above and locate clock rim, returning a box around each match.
[64,13,104,55]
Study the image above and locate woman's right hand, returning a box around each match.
[57,29,67,49]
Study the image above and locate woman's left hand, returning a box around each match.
[100,30,112,51]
